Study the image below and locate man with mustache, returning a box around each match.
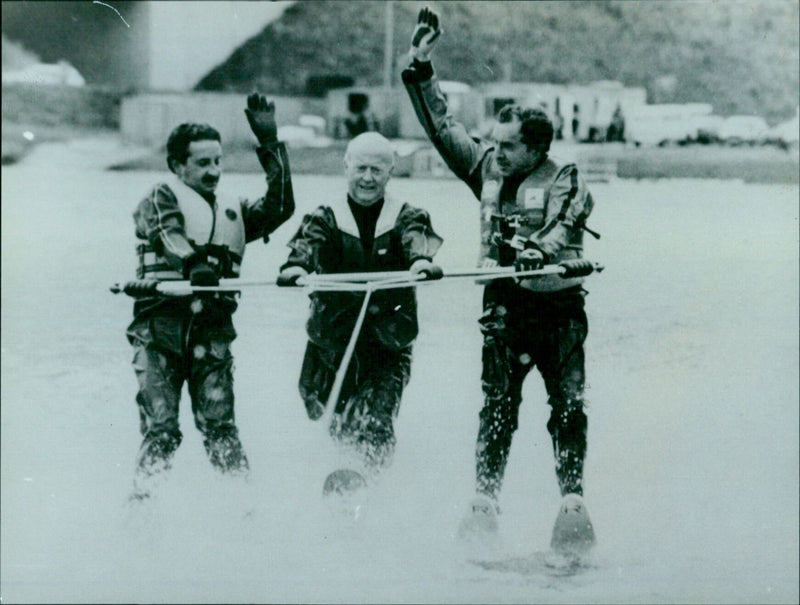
[403,8,597,554]
[126,94,294,499]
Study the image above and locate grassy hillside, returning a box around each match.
[198,0,799,124]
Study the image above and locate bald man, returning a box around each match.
[278,132,443,478]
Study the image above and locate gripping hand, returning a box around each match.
[410,7,442,62]
[189,262,219,287]
[409,258,443,280]
[245,93,278,145]
[514,248,544,273]
[277,265,309,287]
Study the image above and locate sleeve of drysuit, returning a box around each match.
[396,203,444,266]
[240,141,296,243]
[280,206,339,273]
[402,59,492,198]
[528,164,594,258]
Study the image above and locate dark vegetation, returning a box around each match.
[198,1,799,125]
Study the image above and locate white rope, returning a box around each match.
[317,283,375,432]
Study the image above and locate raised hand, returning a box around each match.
[245,93,277,144]
[409,6,442,62]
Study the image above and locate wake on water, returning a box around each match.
[116,443,607,605]
[471,551,597,580]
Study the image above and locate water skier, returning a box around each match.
[403,7,598,554]
[278,132,443,485]
[125,94,294,498]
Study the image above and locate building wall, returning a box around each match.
[625,103,719,144]
[326,87,401,138]
[120,92,312,146]
[325,83,484,140]
[481,81,648,141]
[398,81,484,139]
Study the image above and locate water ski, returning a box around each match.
[323,468,367,497]
[550,494,596,556]
[322,469,367,521]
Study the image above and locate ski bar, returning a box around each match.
[109,277,278,295]
[110,262,603,296]
[439,264,567,281]
[299,269,416,283]
[112,274,426,296]
[433,261,603,281]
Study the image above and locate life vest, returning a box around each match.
[478,156,592,292]
[136,177,246,280]
[306,195,420,351]
[328,195,410,272]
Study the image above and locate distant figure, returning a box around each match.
[404,6,598,555]
[126,94,294,500]
[572,103,581,140]
[553,99,564,140]
[607,104,626,142]
[344,93,380,138]
[587,98,602,142]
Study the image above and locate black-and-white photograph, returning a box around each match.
[1,1,798,603]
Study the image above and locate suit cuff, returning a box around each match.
[182,252,206,279]
[280,261,311,273]
[525,242,550,264]
[255,141,284,171]
[402,59,434,84]
[407,255,433,269]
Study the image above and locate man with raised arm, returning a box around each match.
[403,7,597,554]
[278,132,442,485]
[126,94,294,499]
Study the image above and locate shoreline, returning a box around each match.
[3,130,798,184]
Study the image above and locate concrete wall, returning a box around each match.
[325,80,646,142]
[325,87,401,138]
[625,103,720,144]
[326,83,484,140]
[121,92,313,146]
[399,81,484,139]
[481,81,648,141]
